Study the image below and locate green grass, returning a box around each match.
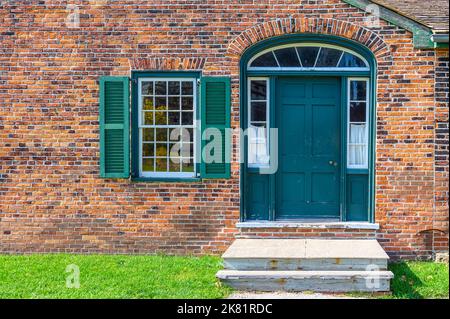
[387,261,449,299]
[0,254,232,299]
[349,261,449,299]
[1,255,447,299]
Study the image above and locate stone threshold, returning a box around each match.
[236,221,379,230]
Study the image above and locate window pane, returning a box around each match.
[143,143,154,157]
[182,160,194,172]
[248,126,269,166]
[168,81,180,95]
[350,81,367,101]
[169,143,179,158]
[156,144,168,157]
[274,47,301,67]
[155,111,167,125]
[155,97,167,110]
[142,158,154,171]
[251,51,278,67]
[181,81,193,95]
[315,48,342,67]
[181,97,193,110]
[155,158,167,172]
[296,47,320,67]
[349,123,366,143]
[170,156,181,165]
[182,128,194,143]
[251,80,267,101]
[339,52,366,68]
[143,97,154,110]
[169,160,181,172]
[141,82,153,95]
[180,143,192,158]
[169,128,182,142]
[181,112,193,125]
[143,112,153,125]
[251,102,267,122]
[142,128,154,141]
[168,97,180,110]
[156,128,167,141]
[348,145,367,166]
[350,102,366,122]
[155,81,166,95]
[168,112,180,125]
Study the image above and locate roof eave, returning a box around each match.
[342,0,443,49]
[431,33,449,49]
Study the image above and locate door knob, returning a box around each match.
[329,160,338,166]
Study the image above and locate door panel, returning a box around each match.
[246,173,270,220]
[311,172,339,203]
[276,77,340,219]
[312,104,337,156]
[282,104,306,157]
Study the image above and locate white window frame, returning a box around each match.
[347,77,370,169]
[138,77,197,178]
[247,43,370,72]
[247,77,270,168]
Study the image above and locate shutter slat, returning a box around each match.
[200,77,231,179]
[99,77,130,178]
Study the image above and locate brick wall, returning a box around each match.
[0,0,448,259]
[433,49,449,254]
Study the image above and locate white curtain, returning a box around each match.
[349,124,367,167]
[248,126,269,166]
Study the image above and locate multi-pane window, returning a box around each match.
[348,79,369,168]
[248,44,369,70]
[248,78,270,167]
[139,78,196,177]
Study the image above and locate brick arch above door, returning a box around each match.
[226,17,393,65]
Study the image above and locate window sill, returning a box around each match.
[131,177,201,183]
[236,221,379,230]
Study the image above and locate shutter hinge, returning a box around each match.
[197,79,201,86]
[131,78,138,84]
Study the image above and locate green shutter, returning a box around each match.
[200,77,231,178]
[99,76,130,178]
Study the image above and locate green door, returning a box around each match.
[276,77,341,219]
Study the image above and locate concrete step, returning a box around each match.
[223,257,387,271]
[222,239,389,271]
[216,270,394,292]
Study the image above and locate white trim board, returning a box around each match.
[236,221,380,230]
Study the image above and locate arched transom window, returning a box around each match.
[247,43,369,71]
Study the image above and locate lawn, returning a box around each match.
[0,254,231,299]
[0,255,447,299]
[386,261,449,299]
[348,261,449,299]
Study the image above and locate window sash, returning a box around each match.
[138,78,197,178]
[247,43,370,71]
[248,77,270,168]
[347,78,369,169]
